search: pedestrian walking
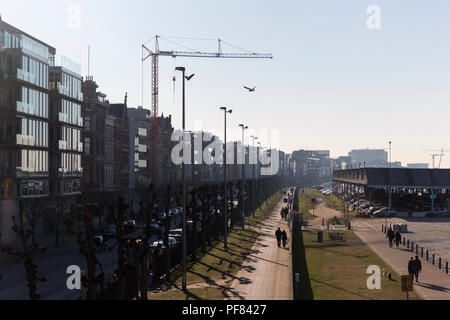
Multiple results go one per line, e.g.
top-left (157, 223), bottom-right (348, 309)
top-left (413, 256), bottom-right (422, 282)
top-left (408, 257), bottom-right (415, 280)
top-left (281, 230), bottom-right (288, 248)
top-left (394, 230), bottom-right (402, 248)
top-left (275, 228), bottom-right (282, 247)
top-left (386, 228), bottom-right (395, 248)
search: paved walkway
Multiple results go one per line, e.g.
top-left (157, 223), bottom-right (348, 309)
top-left (226, 200), bottom-right (293, 300)
top-left (306, 199), bottom-right (450, 300)
top-left (355, 221), bottom-right (450, 300)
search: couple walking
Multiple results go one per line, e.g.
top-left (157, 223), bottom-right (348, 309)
top-left (275, 228), bottom-right (288, 248)
top-left (386, 228), bottom-right (402, 248)
top-left (408, 256), bottom-right (423, 283)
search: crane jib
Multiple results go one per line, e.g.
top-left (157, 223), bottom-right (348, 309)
top-left (158, 50), bottom-right (273, 59)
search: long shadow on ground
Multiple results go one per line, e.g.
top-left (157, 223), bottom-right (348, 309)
top-left (292, 229), bottom-right (314, 300)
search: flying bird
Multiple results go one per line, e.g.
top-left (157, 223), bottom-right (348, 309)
top-left (185, 74), bottom-right (195, 81)
top-left (243, 86), bottom-right (256, 92)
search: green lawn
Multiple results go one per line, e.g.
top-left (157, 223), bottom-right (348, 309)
top-left (304, 189), bottom-right (357, 217)
top-left (295, 230), bottom-right (420, 300)
top-left (149, 191), bottom-right (284, 300)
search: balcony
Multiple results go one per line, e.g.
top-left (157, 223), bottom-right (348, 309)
top-left (59, 112), bottom-right (68, 123)
top-left (16, 134), bottom-right (35, 146)
top-left (139, 160), bottom-right (147, 168)
top-left (17, 68), bottom-right (36, 84)
top-left (135, 144), bottom-right (147, 153)
top-left (17, 101), bottom-right (36, 116)
top-left (58, 140), bottom-right (67, 150)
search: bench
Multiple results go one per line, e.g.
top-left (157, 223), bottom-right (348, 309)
top-left (328, 232), bottom-right (347, 245)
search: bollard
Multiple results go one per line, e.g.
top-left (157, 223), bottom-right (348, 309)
top-left (433, 254), bottom-right (435, 265)
top-left (426, 250), bottom-right (429, 262)
top-left (421, 247), bottom-right (424, 258)
top-left (439, 258), bottom-right (442, 270)
top-left (411, 242), bottom-right (414, 252)
top-left (407, 240), bottom-right (410, 249)
top-left (416, 244), bottom-right (419, 254)
top-left (446, 262), bottom-right (448, 274)
top-left (403, 237), bottom-right (406, 246)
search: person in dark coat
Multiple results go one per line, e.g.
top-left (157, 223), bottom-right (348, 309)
top-left (275, 228), bottom-right (282, 247)
top-left (386, 228), bottom-right (395, 248)
top-left (281, 230), bottom-right (288, 248)
top-left (394, 230), bottom-right (402, 248)
top-left (408, 257), bottom-right (415, 279)
top-left (413, 256), bottom-right (422, 282)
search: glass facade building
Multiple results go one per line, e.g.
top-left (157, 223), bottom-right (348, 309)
top-left (0, 19), bottom-right (83, 244)
top-left (0, 19), bottom-right (56, 243)
top-left (49, 55), bottom-right (83, 196)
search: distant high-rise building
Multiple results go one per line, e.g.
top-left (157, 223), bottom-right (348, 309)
top-left (407, 163), bottom-right (429, 169)
top-left (348, 149), bottom-right (390, 167)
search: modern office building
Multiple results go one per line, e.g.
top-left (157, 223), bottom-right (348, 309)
top-left (407, 163), bottom-right (429, 169)
top-left (0, 18), bottom-right (55, 243)
top-left (48, 55), bottom-right (83, 198)
top-left (348, 149), bottom-right (388, 167)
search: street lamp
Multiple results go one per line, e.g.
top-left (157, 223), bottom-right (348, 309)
top-left (387, 141), bottom-right (392, 229)
top-left (257, 142), bottom-right (262, 209)
top-left (175, 66), bottom-right (195, 292)
top-left (220, 107), bottom-right (232, 249)
top-left (251, 136), bottom-right (258, 217)
top-left (239, 124), bottom-right (248, 229)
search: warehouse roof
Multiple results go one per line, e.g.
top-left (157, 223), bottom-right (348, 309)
top-left (332, 168), bottom-right (450, 189)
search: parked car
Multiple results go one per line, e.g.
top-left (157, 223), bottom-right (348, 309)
top-left (153, 237), bottom-right (177, 248)
top-left (103, 226), bottom-right (117, 239)
top-left (169, 229), bottom-right (182, 236)
top-left (158, 212), bottom-right (166, 220)
top-left (360, 202), bottom-right (371, 210)
top-left (123, 219), bottom-right (136, 227)
top-left (373, 207), bottom-right (397, 218)
top-left (150, 219), bottom-right (160, 230)
top-left (428, 208), bottom-right (448, 216)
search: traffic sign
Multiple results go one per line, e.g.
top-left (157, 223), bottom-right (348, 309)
top-left (430, 194), bottom-right (437, 200)
top-left (284, 198), bottom-right (288, 203)
top-left (401, 275), bottom-right (413, 292)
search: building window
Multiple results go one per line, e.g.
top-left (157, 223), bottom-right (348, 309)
top-left (84, 116), bottom-right (91, 130)
top-left (84, 137), bottom-right (91, 155)
top-left (138, 128), bottom-right (147, 137)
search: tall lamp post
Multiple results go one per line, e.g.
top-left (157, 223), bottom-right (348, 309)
top-left (251, 136), bottom-right (258, 217)
top-left (387, 141), bottom-right (392, 229)
top-left (175, 66), bottom-right (195, 292)
top-left (239, 124), bottom-right (248, 229)
top-left (220, 107), bottom-right (232, 249)
top-left (257, 142), bottom-right (262, 209)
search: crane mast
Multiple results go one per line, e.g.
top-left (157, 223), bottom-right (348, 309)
top-left (142, 36), bottom-right (273, 185)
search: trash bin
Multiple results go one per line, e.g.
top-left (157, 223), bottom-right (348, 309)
top-left (318, 231), bottom-right (323, 243)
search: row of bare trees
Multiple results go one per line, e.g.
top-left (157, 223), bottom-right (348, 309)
top-left (0, 176), bottom-right (288, 300)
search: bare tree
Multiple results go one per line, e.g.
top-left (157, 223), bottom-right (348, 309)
top-left (54, 195), bottom-right (75, 247)
top-left (65, 203), bottom-right (105, 300)
top-left (0, 200), bottom-right (47, 300)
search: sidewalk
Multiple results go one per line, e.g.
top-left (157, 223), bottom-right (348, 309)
top-left (226, 200), bottom-right (293, 300)
top-left (355, 223), bottom-right (450, 300)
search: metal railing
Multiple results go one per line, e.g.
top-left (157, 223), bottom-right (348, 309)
top-left (382, 225), bottom-right (449, 275)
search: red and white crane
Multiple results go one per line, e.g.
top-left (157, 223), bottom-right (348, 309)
top-left (142, 36), bottom-right (272, 185)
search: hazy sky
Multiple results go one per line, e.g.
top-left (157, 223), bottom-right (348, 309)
top-left (3, 0), bottom-right (450, 166)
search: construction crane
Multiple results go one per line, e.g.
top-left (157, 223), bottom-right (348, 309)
top-left (141, 36), bottom-right (273, 185)
top-left (423, 148), bottom-right (450, 168)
